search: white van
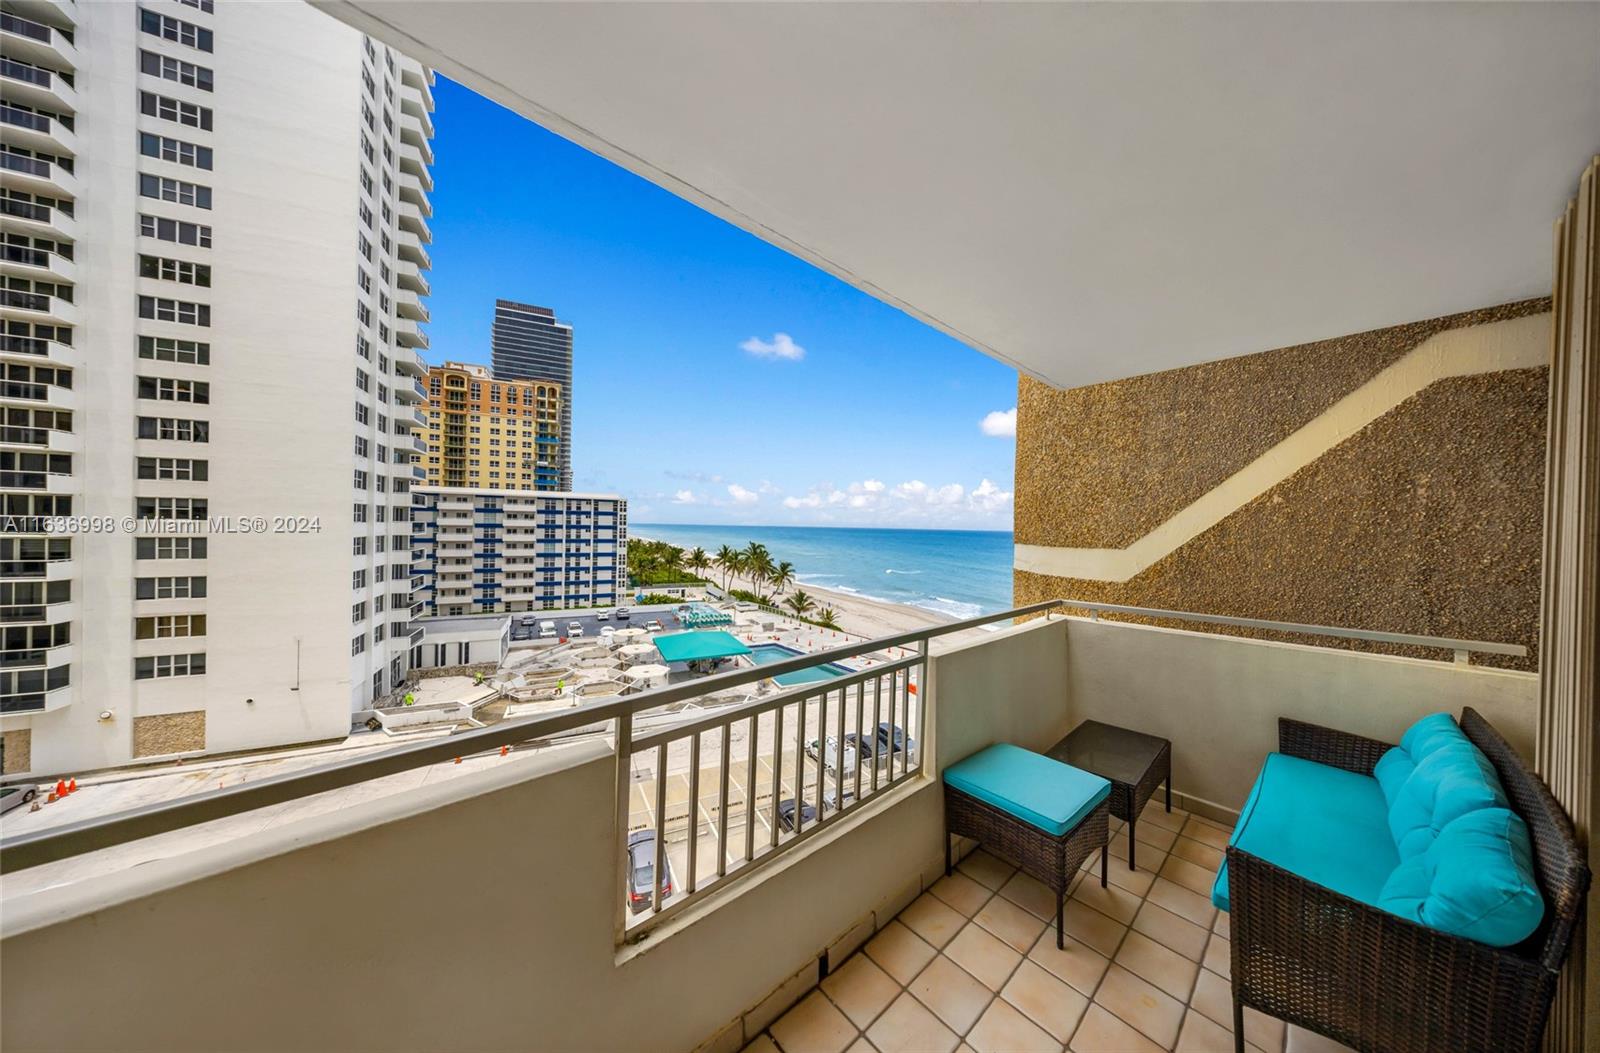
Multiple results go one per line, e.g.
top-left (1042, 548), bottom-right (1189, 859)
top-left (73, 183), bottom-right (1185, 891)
top-left (537, 621), bottom-right (557, 639)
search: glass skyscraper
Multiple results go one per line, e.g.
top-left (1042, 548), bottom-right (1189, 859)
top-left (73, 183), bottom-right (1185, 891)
top-left (490, 299), bottom-right (574, 489)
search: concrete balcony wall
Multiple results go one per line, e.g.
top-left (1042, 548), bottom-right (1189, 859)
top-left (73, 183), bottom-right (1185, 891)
top-left (0, 616), bottom-right (1540, 1051)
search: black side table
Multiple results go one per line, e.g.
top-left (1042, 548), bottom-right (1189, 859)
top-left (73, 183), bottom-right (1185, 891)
top-left (1046, 719), bottom-right (1172, 870)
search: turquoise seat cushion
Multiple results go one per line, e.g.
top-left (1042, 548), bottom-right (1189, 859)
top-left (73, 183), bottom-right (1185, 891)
top-left (1375, 712), bottom-right (1468, 806)
top-left (1384, 736), bottom-right (1507, 860)
top-left (944, 743), bottom-right (1111, 837)
top-left (1211, 752), bottom-right (1398, 913)
top-left (1378, 806), bottom-right (1543, 947)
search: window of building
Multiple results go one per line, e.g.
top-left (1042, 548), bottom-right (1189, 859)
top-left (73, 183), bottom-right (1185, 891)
top-left (138, 9), bottom-right (213, 52)
top-left (139, 50), bottom-right (214, 92)
top-left (137, 295), bottom-right (210, 326)
top-left (138, 174), bottom-right (212, 210)
top-left (133, 652), bottom-right (206, 679)
top-left (139, 90), bottom-right (212, 130)
top-left (137, 375), bottom-right (209, 403)
top-left (135, 496), bottom-right (207, 521)
top-left (138, 132), bottom-right (212, 170)
top-left (136, 457), bottom-right (207, 481)
top-left (135, 614), bottom-right (206, 639)
top-left (138, 335), bottom-right (209, 364)
top-left (139, 213), bottom-right (211, 247)
top-left (136, 537), bottom-right (207, 559)
top-left (138, 254), bottom-right (211, 287)
top-left (134, 575), bottom-right (206, 599)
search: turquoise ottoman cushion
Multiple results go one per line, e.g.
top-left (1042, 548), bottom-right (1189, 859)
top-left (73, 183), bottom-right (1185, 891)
top-left (1211, 752), bottom-right (1398, 913)
top-left (944, 743), bottom-right (1111, 837)
top-left (1378, 806), bottom-right (1543, 947)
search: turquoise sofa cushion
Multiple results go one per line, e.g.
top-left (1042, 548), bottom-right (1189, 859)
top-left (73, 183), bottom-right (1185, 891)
top-left (1385, 741), bottom-right (1507, 860)
top-left (1375, 712), bottom-right (1470, 809)
top-left (1378, 806), bottom-right (1544, 947)
top-left (1211, 752), bottom-right (1398, 913)
top-left (944, 743), bottom-right (1110, 837)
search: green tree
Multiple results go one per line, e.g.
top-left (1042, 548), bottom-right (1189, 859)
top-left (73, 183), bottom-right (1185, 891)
top-left (816, 607), bottom-right (841, 630)
top-left (769, 560), bottom-right (796, 597)
top-left (785, 589), bottom-right (817, 619)
top-left (714, 545), bottom-right (738, 591)
top-left (686, 546), bottom-right (710, 580)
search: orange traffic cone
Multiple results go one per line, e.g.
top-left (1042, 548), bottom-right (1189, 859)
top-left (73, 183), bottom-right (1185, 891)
top-left (55, 779), bottom-right (66, 797)
top-left (68, 778), bottom-right (77, 793)
top-left (500, 745), bottom-right (509, 757)
top-left (907, 684), bottom-right (918, 695)
top-left (454, 756), bottom-right (462, 764)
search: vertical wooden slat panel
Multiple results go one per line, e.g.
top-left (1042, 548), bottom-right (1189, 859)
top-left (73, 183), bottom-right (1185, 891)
top-left (1537, 154), bottom-right (1599, 1053)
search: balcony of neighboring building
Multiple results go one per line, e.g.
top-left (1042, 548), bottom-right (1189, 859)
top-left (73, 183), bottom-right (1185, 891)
top-left (0, 287), bottom-right (77, 329)
top-left (394, 284), bottom-right (429, 324)
top-left (397, 198), bottom-right (432, 244)
top-left (0, 11), bottom-right (76, 74)
top-left (0, 192), bottom-right (76, 241)
top-left (398, 140), bottom-right (433, 192)
top-left (391, 346), bottom-right (428, 378)
top-left (395, 253), bottom-right (431, 295)
top-left (397, 227), bottom-right (431, 269)
top-left (399, 91), bottom-right (435, 139)
top-left (0, 240), bottom-right (74, 285)
top-left (0, 56), bottom-right (76, 115)
top-left (0, 148), bottom-right (78, 201)
top-left (0, 101), bottom-right (77, 158)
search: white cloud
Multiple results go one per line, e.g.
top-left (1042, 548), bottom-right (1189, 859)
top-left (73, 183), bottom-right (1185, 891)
top-left (980, 407), bottom-right (1017, 437)
top-left (893, 480), bottom-right (928, 500)
top-left (780, 475), bottom-right (1011, 525)
top-left (969, 478), bottom-right (1013, 512)
top-left (671, 489), bottom-right (701, 505)
top-left (739, 332), bottom-right (806, 361)
top-left (727, 483), bottom-right (760, 505)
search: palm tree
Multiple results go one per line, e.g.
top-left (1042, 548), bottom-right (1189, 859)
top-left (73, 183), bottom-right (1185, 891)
top-left (769, 560), bottom-right (796, 597)
top-left (661, 545), bottom-right (685, 580)
top-left (714, 545), bottom-right (738, 591)
top-left (816, 607), bottom-right (841, 630)
top-left (744, 543), bottom-right (774, 594)
top-left (785, 589), bottom-right (817, 619)
top-left (686, 546), bottom-right (710, 581)
top-left (730, 552), bottom-right (750, 593)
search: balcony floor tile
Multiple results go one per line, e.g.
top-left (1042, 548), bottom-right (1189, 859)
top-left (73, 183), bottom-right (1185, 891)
top-left (753, 814), bottom-right (1300, 1053)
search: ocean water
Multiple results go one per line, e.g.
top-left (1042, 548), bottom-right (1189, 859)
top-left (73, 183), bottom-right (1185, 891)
top-left (634, 524), bottom-right (1014, 619)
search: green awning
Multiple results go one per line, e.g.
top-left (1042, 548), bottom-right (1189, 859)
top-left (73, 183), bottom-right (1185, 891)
top-left (652, 630), bottom-right (752, 663)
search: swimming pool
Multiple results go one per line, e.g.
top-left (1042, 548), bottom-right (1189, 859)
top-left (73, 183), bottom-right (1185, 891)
top-left (749, 643), bottom-right (852, 687)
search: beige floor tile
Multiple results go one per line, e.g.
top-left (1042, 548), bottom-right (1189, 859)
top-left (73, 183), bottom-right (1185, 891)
top-left (1212, 911), bottom-right (1230, 939)
top-left (771, 990), bottom-right (859, 1053)
top-left (742, 1035), bottom-right (781, 1053)
top-left (1106, 859), bottom-right (1157, 897)
top-left (997, 870), bottom-right (1058, 921)
top-left (844, 1039), bottom-right (877, 1053)
top-left (1169, 835), bottom-right (1224, 872)
top-left (945, 921), bottom-right (1023, 992)
top-left (1202, 932), bottom-right (1230, 980)
top-left (930, 871), bottom-right (994, 917)
top-left (867, 992), bottom-right (959, 1053)
top-left (1139, 803), bottom-right (1188, 832)
top-left (1071, 877), bottom-right (1142, 925)
top-left (1133, 820), bottom-right (1179, 852)
top-left (908, 955), bottom-right (995, 1034)
top-left (1161, 854), bottom-right (1220, 898)
top-left (1285, 1023), bottom-right (1360, 1053)
top-left (966, 997), bottom-right (1062, 1053)
top-left (957, 849), bottom-right (1017, 891)
top-left (1131, 900), bottom-right (1211, 962)
top-left (822, 953), bottom-right (902, 1030)
top-left (1176, 1008), bottom-right (1269, 1053)
top-left (1060, 899), bottom-right (1128, 958)
top-left (1068, 1005), bottom-right (1165, 1053)
top-left (975, 891), bottom-right (1048, 953)
top-left (1190, 968), bottom-right (1286, 1051)
top-left (1107, 835), bottom-right (1163, 869)
top-left (1001, 960), bottom-right (1089, 1043)
top-left (1093, 964), bottom-right (1186, 1049)
top-left (1147, 877), bottom-right (1217, 928)
top-left (1115, 929), bottom-right (1201, 1001)
top-left (901, 892), bottom-right (968, 950)
top-left (1027, 929), bottom-right (1111, 997)
top-left (866, 921), bottom-right (937, 985)
top-left (1181, 817), bottom-right (1230, 850)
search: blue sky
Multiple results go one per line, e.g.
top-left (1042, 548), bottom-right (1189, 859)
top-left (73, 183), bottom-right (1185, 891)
top-left (427, 78), bottom-right (1017, 530)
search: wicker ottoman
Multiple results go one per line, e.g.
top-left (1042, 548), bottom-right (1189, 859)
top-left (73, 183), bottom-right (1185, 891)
top-left (944, 743), bottom-right (1112, 949)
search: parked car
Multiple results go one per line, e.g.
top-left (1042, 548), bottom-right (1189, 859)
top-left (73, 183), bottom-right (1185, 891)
top-left (596, 609), bottom-right (611, 621)
top-left (625, 830), bottom-right (673, 914)
top-left (776, 798), bottom-right (817, 832)
top-left (538, 620), bottom-right (557, 639)
top-left (844, 732), bottom-right (877, 765)
top-left (567, 621), bottom-right (584, 637)
top-left (614, 607), bottom-right (631, 620)
top-left (644, 619), bottom-right (664, 632)
top-left (874, 723), bottom-right (917, 764)
top-left (805, 736), bottom-right (859, 773)
top-left (0, 784), bottom-right (38, 815)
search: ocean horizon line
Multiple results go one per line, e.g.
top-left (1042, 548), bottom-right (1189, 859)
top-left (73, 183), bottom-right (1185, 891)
top-left (634, 522), bottom-right (1013, 537)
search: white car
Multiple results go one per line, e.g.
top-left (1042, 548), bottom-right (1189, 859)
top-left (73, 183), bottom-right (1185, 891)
top-left (597, 609), bottom-right (611, 621)
top-left (568, 621), bottom-right (585, 637)
top-left (614, 607), bottom-right (631, 620)
top-left (537, 621), bottom-right (557, 639)
top-left (644, 619), bottom-right (663, 632)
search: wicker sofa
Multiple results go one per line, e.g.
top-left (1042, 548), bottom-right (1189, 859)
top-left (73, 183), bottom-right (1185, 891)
top-left (1218, 707), bottom-right (1589, 1053)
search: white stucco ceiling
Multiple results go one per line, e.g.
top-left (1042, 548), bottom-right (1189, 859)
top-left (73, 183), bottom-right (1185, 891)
top-left (323, 1), bottom-right (1600, 389)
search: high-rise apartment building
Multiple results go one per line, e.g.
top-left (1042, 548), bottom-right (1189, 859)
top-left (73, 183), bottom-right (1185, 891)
top-left (489, 299), bottom-right (572, 489)
top-left (422, 361), bottom-right (562, 491)
top-left (412, 489), bottom-right (626, 616)
top-left (0, 1), bottom-right (435, 777)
